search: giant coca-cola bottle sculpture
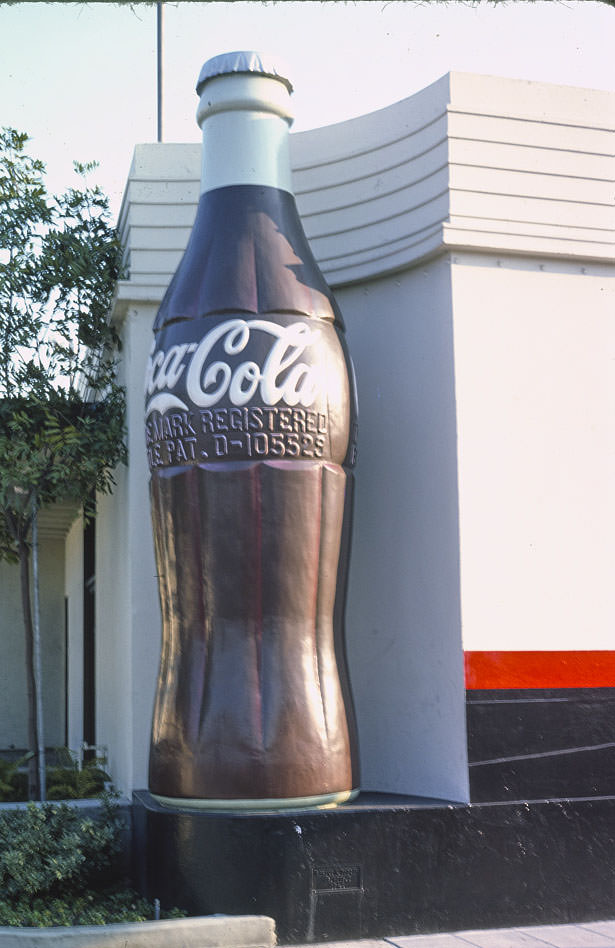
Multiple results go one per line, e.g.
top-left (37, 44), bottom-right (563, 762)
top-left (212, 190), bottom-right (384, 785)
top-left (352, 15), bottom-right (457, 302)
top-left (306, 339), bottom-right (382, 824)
top-left (145, 51), bottom-right (359, 809)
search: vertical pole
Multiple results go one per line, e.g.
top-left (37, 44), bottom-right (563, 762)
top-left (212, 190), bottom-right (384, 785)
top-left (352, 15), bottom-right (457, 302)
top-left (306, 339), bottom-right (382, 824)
top-left (31, 494), bottom-right (46, 801)
top-left (157, 2), bottom-right (164, 143)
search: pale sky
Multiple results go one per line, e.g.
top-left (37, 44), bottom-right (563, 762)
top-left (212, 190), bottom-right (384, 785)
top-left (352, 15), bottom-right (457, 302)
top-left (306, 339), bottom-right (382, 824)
top-left (1, 1), bottom-right (613, 219)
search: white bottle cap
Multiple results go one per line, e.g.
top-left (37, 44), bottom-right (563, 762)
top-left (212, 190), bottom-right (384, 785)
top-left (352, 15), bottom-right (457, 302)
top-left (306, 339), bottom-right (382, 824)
top-left (196, 51), bottom-right (293, 95)
top-left (196, 51), bottom-right (294, 128)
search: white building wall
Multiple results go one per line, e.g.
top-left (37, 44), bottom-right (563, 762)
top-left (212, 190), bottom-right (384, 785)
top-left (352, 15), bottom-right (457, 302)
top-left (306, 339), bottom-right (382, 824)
top-left (96, 470), bottom-right (132, 791)
top-left (0, 561), bottom-right (28, 748)
top-left (123, 305), bottom-right (162, 791)
top-left (0, 537), bottom-right (67, 750)
top-left (338, 258), bottom-right (468, 801)
top-left (96, 303), bottom-right (161, 795)
top-left (40, 538), bottom-right (67, 748)
top-left (452, 254), bottom-right (615, 653)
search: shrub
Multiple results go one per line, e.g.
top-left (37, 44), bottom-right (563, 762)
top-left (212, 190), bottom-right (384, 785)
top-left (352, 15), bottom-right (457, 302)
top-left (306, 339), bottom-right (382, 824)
top-left (0, 758), bottom-right (27, 802)
top-left (46, 752), bottom-right (110, 801)
top-left (0, 794), bottom-right (186, 926)
top-left (0, 890), bottom-right (161, 928)
top-left (0, 750), bottom-right (110, 803)
top-left (0, 796), bottom-right (122, 900)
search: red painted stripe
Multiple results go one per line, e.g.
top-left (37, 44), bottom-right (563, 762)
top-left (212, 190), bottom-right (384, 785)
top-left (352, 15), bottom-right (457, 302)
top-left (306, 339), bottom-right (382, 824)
top-left (464, 651), bottom-right (615, 690)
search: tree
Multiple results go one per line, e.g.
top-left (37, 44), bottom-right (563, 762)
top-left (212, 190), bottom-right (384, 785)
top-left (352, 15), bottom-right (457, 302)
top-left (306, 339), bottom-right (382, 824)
top-left (0, 128), bottom-right (127, 801)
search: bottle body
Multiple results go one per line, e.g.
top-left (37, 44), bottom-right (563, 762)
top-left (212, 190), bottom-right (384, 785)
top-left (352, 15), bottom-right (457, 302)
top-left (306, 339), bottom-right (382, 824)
top-left (148, 457), bottom-right (355, 805)
top-left (145, 60), bottom-right (358, 809)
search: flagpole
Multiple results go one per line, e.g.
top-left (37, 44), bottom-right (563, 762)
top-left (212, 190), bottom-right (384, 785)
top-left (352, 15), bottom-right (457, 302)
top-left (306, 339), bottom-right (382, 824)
top-left (157, 2), bottom-right (164, 142)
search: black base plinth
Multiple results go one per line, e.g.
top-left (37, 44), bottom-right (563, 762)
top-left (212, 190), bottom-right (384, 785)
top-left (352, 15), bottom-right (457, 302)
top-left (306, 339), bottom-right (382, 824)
top-left (132, 789), bottom-right (615, 943)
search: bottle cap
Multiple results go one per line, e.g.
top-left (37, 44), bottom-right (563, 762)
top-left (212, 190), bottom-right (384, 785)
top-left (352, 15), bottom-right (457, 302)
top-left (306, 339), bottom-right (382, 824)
top-left (196, 51), bottom-right (293, 96)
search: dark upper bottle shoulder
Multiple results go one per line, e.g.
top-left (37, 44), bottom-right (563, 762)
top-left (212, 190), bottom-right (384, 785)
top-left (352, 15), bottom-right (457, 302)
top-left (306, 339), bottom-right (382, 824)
top-left (154, 185), bottom-right (345, 332)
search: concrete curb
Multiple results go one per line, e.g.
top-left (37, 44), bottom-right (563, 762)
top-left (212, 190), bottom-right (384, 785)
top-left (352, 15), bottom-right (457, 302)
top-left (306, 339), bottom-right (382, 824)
top-left (0, 915), bottom-right (276, 948)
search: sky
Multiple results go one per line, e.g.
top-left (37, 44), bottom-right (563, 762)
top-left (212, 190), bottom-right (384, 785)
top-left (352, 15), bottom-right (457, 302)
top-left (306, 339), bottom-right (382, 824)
top-left (1, 1), bottom-right (613, 220)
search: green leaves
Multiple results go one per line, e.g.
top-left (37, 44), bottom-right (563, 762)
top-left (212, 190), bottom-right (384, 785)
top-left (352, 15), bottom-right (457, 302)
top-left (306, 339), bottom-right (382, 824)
top-left (0, 126), bottom-right (124, 401)
top-left (0, 797), bottom-right (186, 926)
top-left (0, 800), bottom-right (118, 899)
top-left (0, 128), bottom-right (127, 557)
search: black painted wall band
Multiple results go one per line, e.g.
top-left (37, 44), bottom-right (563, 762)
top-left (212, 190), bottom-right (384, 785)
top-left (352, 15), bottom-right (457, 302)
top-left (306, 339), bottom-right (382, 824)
top-left (467, 687), bottom-right (615, 803)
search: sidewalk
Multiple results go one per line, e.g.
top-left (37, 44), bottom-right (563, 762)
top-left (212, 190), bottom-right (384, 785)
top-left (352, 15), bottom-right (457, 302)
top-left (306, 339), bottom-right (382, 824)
top-left (287, 920), bottom-right (615, 948)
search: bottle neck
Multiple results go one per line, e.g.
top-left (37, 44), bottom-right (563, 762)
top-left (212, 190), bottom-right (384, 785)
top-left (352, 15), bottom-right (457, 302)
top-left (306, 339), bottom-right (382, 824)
top-left (197, 72), bottom-right (294, 195)
top-left (199, 111), bottom-right (293, 194)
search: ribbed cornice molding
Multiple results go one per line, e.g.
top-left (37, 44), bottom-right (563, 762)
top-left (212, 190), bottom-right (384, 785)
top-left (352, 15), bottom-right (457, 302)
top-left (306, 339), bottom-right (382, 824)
top-left (115, 71), bottom-right (614, 307)
top-left (37, 501), bottom-right (80, 540)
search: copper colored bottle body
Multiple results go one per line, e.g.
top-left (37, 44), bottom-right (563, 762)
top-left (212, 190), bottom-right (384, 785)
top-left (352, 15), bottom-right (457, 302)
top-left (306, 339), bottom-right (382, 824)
top-left (145, 63), bottom-right (358, 809)
top-left (149, 457), bottom-right (355, 803)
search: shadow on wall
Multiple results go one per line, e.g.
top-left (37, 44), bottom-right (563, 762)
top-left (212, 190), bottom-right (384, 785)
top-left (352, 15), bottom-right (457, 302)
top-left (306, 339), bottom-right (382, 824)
top-left (339, 257), bottom-right (468, 804)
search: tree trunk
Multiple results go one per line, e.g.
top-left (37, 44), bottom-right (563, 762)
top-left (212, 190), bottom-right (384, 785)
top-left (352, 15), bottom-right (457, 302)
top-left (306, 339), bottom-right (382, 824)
top-left (19, 538), bottom-right (40, 801)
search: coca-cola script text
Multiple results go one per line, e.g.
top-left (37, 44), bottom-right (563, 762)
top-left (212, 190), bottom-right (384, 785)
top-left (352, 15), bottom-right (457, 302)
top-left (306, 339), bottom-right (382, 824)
top-left (145, 318), bottom-right (324, 418)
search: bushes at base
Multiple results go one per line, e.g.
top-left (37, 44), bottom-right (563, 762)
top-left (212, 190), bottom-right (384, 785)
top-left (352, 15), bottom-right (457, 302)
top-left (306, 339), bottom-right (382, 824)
top-left (0, 889), bottom-right (178, 927)
top-left (0, 796), bottom-right (121, 900)
top-left (0, 795), bottom-right (185, 927)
